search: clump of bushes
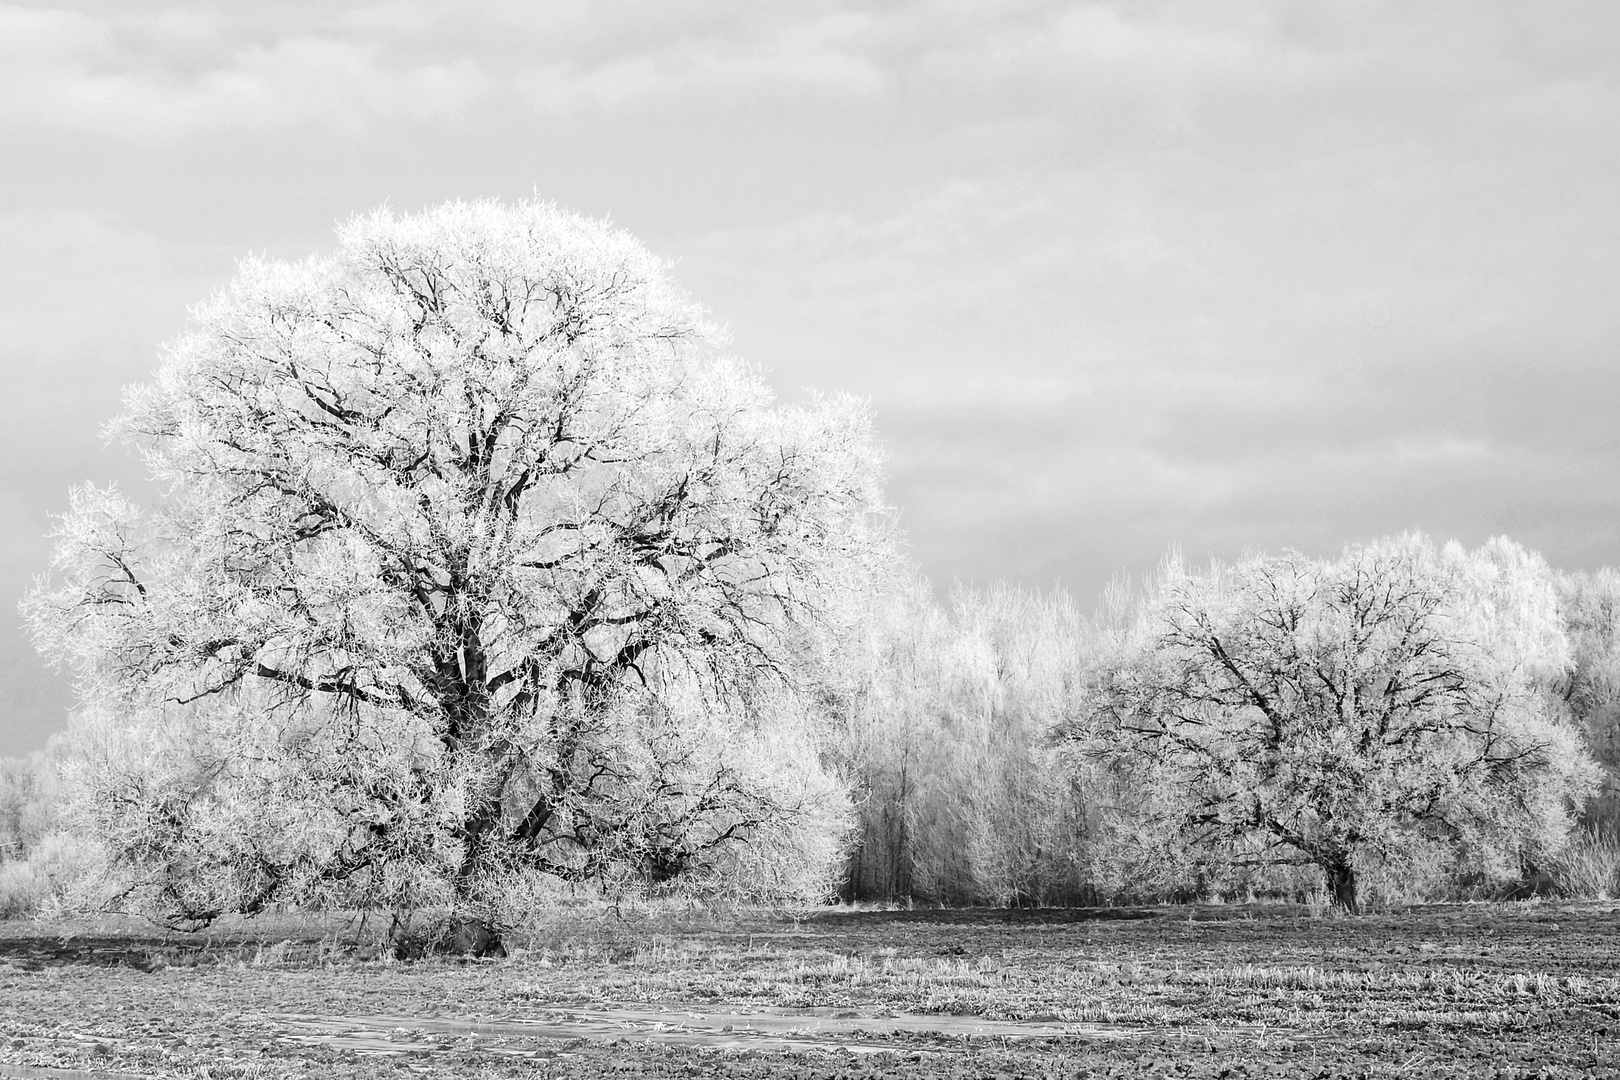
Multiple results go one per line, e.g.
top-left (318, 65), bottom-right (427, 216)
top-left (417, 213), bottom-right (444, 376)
top-left (0, 833), bottom-right (95, 919)
top-left (0, 752), bottom-right (54, 859)
top-left (839, 542), bottom-right (1617, 913)
top-left (1544, 828), bottom-right (1620, 900)
top-left (0, 749), bottom-right (94, 919)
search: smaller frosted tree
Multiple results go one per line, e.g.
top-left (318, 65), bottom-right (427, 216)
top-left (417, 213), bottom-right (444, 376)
top-left (1072, 534), bottom-right (1597, 912)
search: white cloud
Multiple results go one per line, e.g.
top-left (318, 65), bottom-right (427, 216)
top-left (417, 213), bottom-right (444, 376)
top-left (0, 208), bottom-right (228, 354)
top-left (0, 211), bottom-right (220, 739)
top-left (1047, 4), bottom-right (1271, 78)
top-left (3, 5), bottom-right (1617, 587)
top-left (515, 11), bottom-right (888, 112)
top-left (678, 175), bottom-right (1253, 412)
top-left (0, 5), bottom-right (492, 139)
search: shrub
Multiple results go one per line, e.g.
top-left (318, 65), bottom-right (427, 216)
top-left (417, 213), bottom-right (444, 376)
top-left (1544, 827), bottom-right (1620, 899)
top-left (0, 833), bottom-right (96, 919)
top-left (0, 752), bottom-right (57, 861)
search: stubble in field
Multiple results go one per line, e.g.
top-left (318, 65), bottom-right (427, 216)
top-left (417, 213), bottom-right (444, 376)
top-left (0, 902), bottom-right (1614, 1078)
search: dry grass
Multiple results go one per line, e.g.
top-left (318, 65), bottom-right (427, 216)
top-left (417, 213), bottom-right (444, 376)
top-left (0, 902), bottom-right (1616, 1077)
top-left (1548, 827), bottom-right (1620, 898)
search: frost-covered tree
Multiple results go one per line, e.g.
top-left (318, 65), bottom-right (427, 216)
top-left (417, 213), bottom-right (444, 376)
top-left (0, 752), bottom-right (56, 863)
top-left (834, 578), bottom-right (1094, 906)
top-left (1072, 534), bottom-right (1598, 912)
top-left (1555, 568), bottom-right (1620, 830)
top-left (24, 199), bottom-right (887, 939)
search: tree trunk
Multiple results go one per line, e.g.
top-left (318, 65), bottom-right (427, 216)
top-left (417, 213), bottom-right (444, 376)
top-left (1324, 854), bottom-right (1360, 914)
top-left (439, 793), bottom-right (509, 957)
top-left (444, 914), bottom-right (506, 958)
top-left (389, 913), bottom-right (506, 959)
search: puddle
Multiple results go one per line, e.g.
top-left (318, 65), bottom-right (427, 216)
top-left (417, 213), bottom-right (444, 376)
top-left (273, 1006), bottom-right (1283, 1057)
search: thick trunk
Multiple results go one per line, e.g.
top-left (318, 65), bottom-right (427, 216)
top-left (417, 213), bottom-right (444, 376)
top-left (1324, 854), bottom-right (1360, 914)
top-left (420, 596), bottom-right (510, 956)
top-left (444, 914), bottom-right (506, 958)
top-left (390, 912), bottom-right (506, 959)
top-left (446, 789), bottom-right (507, 956)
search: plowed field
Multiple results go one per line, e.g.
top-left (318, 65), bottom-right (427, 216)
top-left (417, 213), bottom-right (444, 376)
top-left (0, 902), bottom-right (1615, 1078)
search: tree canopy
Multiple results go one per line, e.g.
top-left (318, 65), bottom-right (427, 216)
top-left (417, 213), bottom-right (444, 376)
top-left (1555, 568), bottom-right (1620, 831)
top-left (25, 199), bottom-right (889, 934)
top-left (1072, 534), bottom-right (1598, 912)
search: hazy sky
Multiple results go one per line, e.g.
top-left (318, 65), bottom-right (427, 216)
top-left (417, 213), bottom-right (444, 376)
top-left (3, 1), bottom-right (1618, 754)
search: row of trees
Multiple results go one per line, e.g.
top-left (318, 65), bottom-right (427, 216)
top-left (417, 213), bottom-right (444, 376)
top-left (833, 542), bottom-right (1618, 914)
top-left (12, 198), bottom-right (1617, 937)
top-left (0, 752), bottom-right (54, 865)
top-left (1556, 568), bottom-right (1620, 826)
top-left (14, 535), bottom-right (1615, 922)
top-left (831, 581), bottom-right (1094, 907)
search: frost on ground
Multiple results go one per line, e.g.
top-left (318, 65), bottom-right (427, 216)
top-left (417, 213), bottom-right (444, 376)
top-left (0, 902), bottom-right (1615, 1078)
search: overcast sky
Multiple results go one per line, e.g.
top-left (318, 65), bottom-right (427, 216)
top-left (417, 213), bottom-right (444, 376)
top-left (2, 1), bottom-right (1617, 754)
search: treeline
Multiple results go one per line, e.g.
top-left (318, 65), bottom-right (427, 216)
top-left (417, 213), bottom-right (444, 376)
top-left (0, 750), bottom-right (67, 918)
top-left (1560, 567), bottom-right (1620, 826)
top-left (8, 203), bottom-right (1609, 931)
top-left (5, 541), bottom-right (1620, 915)
top-left (13, 202), bottom-right (1608, 932)
top-left (827, 545), bottom-right (1620, 909)
top-left (831, 580), bottom-right (1097, 906)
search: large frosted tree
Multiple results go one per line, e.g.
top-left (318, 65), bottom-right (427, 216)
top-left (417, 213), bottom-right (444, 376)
top-left (26, 199), bottom-right (887, 938)
top-left (1073, 534), bottom-right (1598, 912)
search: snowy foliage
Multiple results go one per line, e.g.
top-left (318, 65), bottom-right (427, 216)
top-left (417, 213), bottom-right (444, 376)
top-left (1072, 534), bottom-right (1599, 911)
top-left (1555, 567), bottom-right (1620, 831)
top-left (834, 577), bottom-right (1094, 906)
top-left (25, 199), bottom-right (887, 926)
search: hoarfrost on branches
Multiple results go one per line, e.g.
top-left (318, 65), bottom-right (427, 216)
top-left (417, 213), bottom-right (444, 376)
top-left (1071, 534), bottom-right (1599, 912)
top-left (25, 199), bottom-right (888, 930)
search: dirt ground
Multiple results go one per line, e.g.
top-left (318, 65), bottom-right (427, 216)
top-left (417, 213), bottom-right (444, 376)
top-left (0, 901), bottom-right (1615, 1078)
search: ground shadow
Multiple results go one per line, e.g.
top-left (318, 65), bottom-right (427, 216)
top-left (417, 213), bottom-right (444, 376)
top-left (805, 906), bottom-right (1168, 927)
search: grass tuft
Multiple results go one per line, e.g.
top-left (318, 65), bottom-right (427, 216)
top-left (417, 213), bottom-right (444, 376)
top-left (1546, 827), bottom-right (1620, 899)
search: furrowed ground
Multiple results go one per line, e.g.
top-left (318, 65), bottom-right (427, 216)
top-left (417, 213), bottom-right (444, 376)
top-left (0, 902), bottom-right (1615, 1079)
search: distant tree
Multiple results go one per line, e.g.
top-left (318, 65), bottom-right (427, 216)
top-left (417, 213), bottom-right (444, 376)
top-left (24, 199), bottom-right (887, 941)
top-left (0, 752), bottom-right (56, 862)
top-left (941, 584), bottom-right (1094, 906)
top-left (834, 577), bottom-right (1094, 906)
top-left (1555, 568), bottom-right (1620, 830)
top-left (1071, 534), bottom-right (1597, 912)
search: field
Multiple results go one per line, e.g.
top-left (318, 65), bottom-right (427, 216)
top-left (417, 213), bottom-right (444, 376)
top-left (0, 901), bottom-right (1616, 1079)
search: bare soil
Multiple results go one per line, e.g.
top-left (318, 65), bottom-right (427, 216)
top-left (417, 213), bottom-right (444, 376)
top-left (0, 901), bottom-right (1615, 1078)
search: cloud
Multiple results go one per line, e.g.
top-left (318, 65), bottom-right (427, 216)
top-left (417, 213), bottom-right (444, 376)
top-left (506, 3), bottom-right (1320, 120)
top-left (0, 5), bottom-right (492, 139)
top-left (0, 208), bottom-right (232, 752)
top-left (514, 11), bottom-right (888, 113)
top-left (3, 0), bottom-right (1618, 748)
top-left (0, 208), bottom-right (227, 356)
top-left (668, 131), bottom-right (1620, 598)
top-left (0, 209), bottom-right (230, 546)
